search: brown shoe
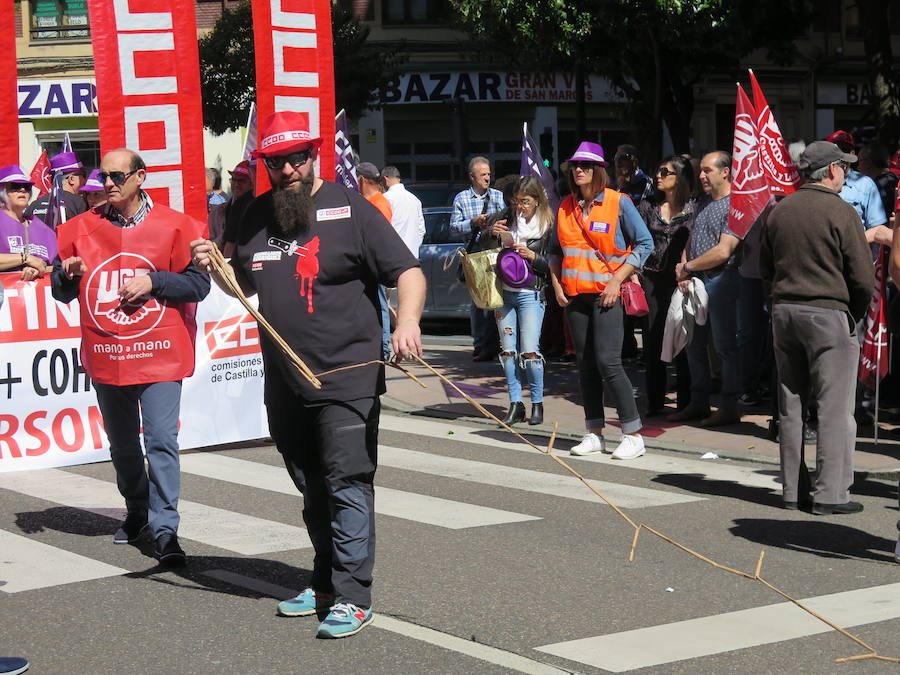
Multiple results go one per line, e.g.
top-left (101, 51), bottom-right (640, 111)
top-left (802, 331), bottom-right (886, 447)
top-left (665, 405), bottom-right (710, 423)
top-left (700, 409), bottom-right (742, 427)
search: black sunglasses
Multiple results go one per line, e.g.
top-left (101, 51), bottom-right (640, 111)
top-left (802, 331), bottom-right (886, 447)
top-left (570, 161), bottom-right (596, 171)
top-left (656, 167), bottom-right (676, 177)
top-left (263, 150), bottom-right (312, 170)
top-left (6, 183), bottom-right (31, 192)
top-left (98, 170), bottom-right (138, 186)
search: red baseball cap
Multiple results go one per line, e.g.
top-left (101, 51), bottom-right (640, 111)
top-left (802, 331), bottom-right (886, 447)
top-left (825, 130), bottom-right (855, 149)
top-left (228, 160), bottom-right (252, 177)
top-left (253, 111), bottom-right (322, 158)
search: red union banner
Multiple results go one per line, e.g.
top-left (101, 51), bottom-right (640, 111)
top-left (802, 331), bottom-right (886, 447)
top-left (0, 3), bottom-right (18, 167)
top-left (859, 246), bottom-right (889, 389)
top-left (749, 70), bottom-right (802, 196)
top-left (251, 0), bottom-right (336, 192)
top-left (87, 0), bottom-right (207, 224)
top-left (728, 83), bottom-right (771, 239)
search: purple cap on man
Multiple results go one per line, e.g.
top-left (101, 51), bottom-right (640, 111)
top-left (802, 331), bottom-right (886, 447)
top-left (564, 142), bottom-right (608, 167)
top-left (80, 169), bottom-right (105, 192)
top-left (0, 164), bottom-right (34, 185)
top-left (49, 151), bottom-right (85, 174)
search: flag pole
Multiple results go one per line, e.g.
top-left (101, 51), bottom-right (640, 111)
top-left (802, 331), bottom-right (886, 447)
top-left (874, 338), bottom-right (881, 446)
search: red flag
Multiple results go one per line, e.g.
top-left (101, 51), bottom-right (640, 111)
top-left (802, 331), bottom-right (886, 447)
top-left (749, 70), bottom-right (802, 195)
top-left (0, 2), bottom-right (18, 167)
top-left (728, 84), bottom-right (771, 239)
top-left (859, 246), bottom-right (890, 388)
top-left (87, 0), bottom-right (208, 223)
top-left (251, 0), bottom-right (336, 193)
top-left (30, 150), bottom-right (52, 197)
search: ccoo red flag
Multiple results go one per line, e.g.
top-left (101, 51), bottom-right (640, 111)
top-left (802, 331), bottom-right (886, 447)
top-left (859, 246), bottom-right (890, 389)
top-left (728, 84), bottom-right (771, 239)
top-left (30, 150), bottom-right (52, 196)
top-left (749, 70), bottom-right (802, 195)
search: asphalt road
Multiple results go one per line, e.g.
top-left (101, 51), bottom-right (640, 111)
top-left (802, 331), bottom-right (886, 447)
top-left (1, 411), bottom-right (899, 674)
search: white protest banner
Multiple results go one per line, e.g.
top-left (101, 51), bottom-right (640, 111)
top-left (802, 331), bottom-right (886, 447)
top-left (0, 273), bottom-right (268, 473)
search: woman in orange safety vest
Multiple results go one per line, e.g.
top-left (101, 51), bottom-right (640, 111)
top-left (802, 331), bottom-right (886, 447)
top-left (549, 142), bottom-right (653, 460)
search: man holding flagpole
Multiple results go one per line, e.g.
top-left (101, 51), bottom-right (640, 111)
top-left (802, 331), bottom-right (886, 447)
top-left (24, 151), bottom-right (88, 227)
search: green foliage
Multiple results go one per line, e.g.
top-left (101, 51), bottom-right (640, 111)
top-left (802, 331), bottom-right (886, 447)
top-left (199, 1), bottom-right (401, 134)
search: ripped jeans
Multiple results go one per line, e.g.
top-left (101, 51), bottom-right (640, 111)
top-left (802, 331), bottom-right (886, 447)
top-left (495, 289), bottom-right (546, 403)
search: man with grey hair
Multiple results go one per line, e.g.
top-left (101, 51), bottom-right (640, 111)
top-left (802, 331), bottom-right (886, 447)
top-left (760, 140), bottom-right (874, 515)
top-left (451, 156), bottom-right (505, 361)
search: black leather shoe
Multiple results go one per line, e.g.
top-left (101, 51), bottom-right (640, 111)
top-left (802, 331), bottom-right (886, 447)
top-left (500, 402), bottom-right (526, 426)
top-left (812, 501), bottom-right (864, 515)
top-left (113, 511), bottom-right (148, 545)
top-left (529, 403), bottom-right (543, 426)
top-left (155, 533), bottom-right (187, 566)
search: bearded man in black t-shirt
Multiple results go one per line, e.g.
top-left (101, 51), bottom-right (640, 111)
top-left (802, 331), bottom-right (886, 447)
top-left (191, 111), bottom-right (425, 640)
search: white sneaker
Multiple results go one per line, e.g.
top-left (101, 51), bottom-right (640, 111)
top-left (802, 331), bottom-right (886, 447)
top-left (611, 435), bottom-right (646, 460)
top-left (570, 433), bottom-right (606, 456)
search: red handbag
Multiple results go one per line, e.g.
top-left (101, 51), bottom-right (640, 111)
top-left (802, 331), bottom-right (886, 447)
top-left (573, 214), bottom-right (649, 317)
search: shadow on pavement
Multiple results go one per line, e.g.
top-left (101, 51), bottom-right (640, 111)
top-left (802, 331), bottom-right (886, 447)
top-left (729, 518), bottom-right (897, 563)
top-left (651, 474), bottom-right (783, 509)
top-left (14, 506), bottom-right (122, 537)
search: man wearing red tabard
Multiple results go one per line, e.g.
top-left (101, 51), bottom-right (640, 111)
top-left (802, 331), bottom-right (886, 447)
top-left (51, 148), bottom-right (210, 566)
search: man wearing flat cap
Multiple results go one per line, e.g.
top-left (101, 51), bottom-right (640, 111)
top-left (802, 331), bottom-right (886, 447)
top-left (191, 111), bottom-right (426, 640)
top-left (24, 150), bottom-right (88, 226)
top-left (761, 140), bottom-right (874, 516)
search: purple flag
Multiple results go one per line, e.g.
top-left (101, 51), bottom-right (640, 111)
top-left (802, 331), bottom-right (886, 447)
top-left (46, 162), bottom-right (66, 231)
top-left (61, 132), bottom-right (72, 154)
top-left (241, 103), bottom-right (257, 161)
top-left (521, 122), bottom-right (560, 211)
top-left (335, 109), bottom-right (358, 192)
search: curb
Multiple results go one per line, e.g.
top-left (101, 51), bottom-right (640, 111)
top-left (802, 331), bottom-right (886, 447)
top-left (380, 395), bottom-right (900, 481)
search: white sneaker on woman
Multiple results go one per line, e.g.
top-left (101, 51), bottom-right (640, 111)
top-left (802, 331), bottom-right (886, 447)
top-left (611, 435), bottom-right (645, 460)
top-left (570, 433), bottom-right (607, 456)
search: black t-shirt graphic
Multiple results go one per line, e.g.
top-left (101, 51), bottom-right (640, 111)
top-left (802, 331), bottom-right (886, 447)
top-left (234, 181), bottom-right (419, 402)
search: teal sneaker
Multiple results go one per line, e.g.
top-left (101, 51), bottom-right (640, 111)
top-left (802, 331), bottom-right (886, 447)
top-left (277, 588), bottom-right (333, 617)
top-left (316, 603), bottom-right (373, 638)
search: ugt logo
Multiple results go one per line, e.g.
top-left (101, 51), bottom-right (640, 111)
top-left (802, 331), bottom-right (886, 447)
top-left (85, 252), bottom-right (165, 338)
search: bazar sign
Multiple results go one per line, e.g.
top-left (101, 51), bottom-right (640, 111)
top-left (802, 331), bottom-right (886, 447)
top-left (377, 71), bottom-right (627, 105)
top-left (18, 79), bottom-right (98, 118)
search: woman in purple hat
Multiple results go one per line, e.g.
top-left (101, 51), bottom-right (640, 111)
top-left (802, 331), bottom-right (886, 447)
top-left (0, 164), bottom-right (58, 281)
top-left (485, 175), bottom-right (554, 426)
top-left (550, 142), bottom-right (653, 460)
top-left (79, 169), bottom-right (108, 209)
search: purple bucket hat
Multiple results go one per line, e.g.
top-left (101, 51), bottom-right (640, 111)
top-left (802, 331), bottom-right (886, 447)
top-left (564, 141), bottom-right (608, 166)
top-left (80, 169), bottom-right (105, 192)
top-left (496, 248), bottom-right (534, 289)
top-left (0, 164), bottom-right (33, 185)
top-left (50, 151), bottom-right (85, 174)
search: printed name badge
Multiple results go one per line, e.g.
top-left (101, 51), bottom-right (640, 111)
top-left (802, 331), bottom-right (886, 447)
top-left (316, 206), bottom-right (352, 221)
top-left (590, 221), bottom-right (611, 233)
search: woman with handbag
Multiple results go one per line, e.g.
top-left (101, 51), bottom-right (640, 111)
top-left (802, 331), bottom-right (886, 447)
top-left (486, 176), bottom-right (554, 426)
top-left (549, 142), bottom-right (653, 459)
top-left (638, 155), bottom-right (695, 417)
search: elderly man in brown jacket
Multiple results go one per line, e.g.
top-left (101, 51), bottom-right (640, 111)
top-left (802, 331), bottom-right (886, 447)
top-left (761, 140), bottom-right (874, 515)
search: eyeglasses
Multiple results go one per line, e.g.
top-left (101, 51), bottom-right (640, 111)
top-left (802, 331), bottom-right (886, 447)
top-left (263, 150), bottom-right (312, 170)
top-left (98, 170), bottom-right (138, 186)
top-left (6, 183), bottom-right (31, 192)
top-left (513, 198), bottom-right (536, 207)
top-left (834, 161), bottom-right (850, 173)
top-left (656, 167), bottom-right (676, 177)
top-left (570, 161), bottom-right (596, 171)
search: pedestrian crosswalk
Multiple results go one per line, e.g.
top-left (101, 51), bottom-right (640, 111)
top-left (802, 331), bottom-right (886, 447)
top-left (1, 414), bottom-right (896, 672)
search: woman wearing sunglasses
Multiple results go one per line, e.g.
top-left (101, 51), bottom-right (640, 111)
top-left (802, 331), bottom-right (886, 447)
top-left (550, 142), bottom-right (653, 459)
top-left (638, 156), bottom-right (696, 417)
top-left (485, 175), bottom-right (554, 426)
top-left (0, 165), bottom-right (57, 282)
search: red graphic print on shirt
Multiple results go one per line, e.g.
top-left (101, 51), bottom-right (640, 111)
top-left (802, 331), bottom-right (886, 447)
top-left (294, 236), bottom-right (320, 313)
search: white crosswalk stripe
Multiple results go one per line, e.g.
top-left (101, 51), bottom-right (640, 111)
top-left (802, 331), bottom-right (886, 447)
top-left (535, 582), bottom-right (900, 671)
top-left (0, 469), bottom-right (311, 555)
top-left (179, 453), bottom-right (539, 529)
top-left (0, 529), bottom-right (127, 593)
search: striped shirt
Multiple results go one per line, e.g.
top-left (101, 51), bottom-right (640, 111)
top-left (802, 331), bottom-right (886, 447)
top-left (103, 191), bottom-right (153, 229)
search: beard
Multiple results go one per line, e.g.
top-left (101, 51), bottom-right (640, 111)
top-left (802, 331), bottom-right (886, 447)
top-left (272, 174), bottom-right (315, 237)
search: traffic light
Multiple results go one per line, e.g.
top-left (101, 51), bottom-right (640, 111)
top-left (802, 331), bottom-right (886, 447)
top-left (539, 128), bottom-right (554, 167)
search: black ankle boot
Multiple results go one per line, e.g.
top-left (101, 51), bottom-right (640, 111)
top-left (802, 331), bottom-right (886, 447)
top-left (529, 403), bottom-right (544, 425)
top-left (500, 402), bottom-right (526, 426)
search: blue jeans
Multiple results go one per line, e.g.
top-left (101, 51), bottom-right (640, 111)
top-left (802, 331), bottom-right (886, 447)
top-left (94, 380), bottom-right (183, 539)
top-left (379, 285), bottom-right (391, 360)
top-left (495, 290), bottom-right (546, 403)
top-left (687, 268), bottom-right (741, 411)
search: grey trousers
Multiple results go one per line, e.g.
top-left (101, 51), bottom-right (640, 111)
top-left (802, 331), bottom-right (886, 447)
top-left (94, 380), bottom-right (183, 538)
top-left (772, 304), bottom-right (858, 504)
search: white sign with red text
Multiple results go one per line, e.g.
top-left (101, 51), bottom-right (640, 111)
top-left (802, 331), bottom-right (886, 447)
top-left (0, 274), bottom-right (268, 473)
